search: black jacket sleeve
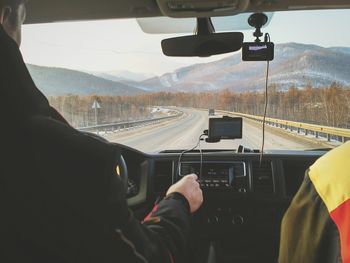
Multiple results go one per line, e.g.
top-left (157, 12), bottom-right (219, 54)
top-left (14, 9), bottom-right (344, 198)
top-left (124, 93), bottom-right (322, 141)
top-left (5, 115), bottom-right (191, 263)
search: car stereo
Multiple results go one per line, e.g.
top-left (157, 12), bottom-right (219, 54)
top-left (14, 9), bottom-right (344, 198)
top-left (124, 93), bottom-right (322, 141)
top-left (179, 162), bottom-right (248, 192)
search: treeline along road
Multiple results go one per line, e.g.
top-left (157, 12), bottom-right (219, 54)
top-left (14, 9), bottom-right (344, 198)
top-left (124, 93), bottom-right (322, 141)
top-left (49, 83), bottom-right (350, 130)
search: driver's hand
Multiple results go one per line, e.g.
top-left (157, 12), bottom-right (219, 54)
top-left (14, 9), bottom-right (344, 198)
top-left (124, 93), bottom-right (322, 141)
top-left (166, 174), bottom-right (203, 213)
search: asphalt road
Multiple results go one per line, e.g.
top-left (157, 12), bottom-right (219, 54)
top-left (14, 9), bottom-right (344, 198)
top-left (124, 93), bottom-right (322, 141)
top-left (106, 108), bottom-right (316, 153)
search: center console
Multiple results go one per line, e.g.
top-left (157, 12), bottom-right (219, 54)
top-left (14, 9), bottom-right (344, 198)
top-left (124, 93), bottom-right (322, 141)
top-left (177, 159), bottom-right (280, 263)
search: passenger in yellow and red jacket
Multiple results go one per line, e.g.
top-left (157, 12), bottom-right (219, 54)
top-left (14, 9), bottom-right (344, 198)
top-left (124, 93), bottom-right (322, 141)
top-left (279, 141), bottom-right (350, 263)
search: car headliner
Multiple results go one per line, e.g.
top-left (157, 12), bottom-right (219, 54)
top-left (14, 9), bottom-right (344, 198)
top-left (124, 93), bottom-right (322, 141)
top-left (25, 0), bottom-right (350, 24)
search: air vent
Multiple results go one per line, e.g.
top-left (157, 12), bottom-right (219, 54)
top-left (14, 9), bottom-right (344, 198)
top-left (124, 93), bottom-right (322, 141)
top-left (234, 162), bottom-right (245, 177)
top-left (252, 161), bottom-right (274, 194)
top-left (154, 161), bottom-right (173, 194)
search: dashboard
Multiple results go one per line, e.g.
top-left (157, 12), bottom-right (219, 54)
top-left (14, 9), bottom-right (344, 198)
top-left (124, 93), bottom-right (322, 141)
top-left (119, 145), bottom-right (325, 263)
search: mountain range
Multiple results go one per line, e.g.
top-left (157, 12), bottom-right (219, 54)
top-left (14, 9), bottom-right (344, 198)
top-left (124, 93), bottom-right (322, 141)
top-left (27, 43), bottom-right (350, 96)
top-left (141, 43), bottom-right (350, 92)
top-left (26, 64), bottom-right (145, 96)
top-left (92, 70), bottom-right (156, 82)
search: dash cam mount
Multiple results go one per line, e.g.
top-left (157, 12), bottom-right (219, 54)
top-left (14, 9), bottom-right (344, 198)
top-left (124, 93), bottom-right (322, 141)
top-left (248, 13), bottom-right (268, 43)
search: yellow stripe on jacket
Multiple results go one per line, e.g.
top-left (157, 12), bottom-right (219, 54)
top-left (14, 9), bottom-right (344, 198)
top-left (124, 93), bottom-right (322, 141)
top-left (309, 141), bottom-right (350, 213)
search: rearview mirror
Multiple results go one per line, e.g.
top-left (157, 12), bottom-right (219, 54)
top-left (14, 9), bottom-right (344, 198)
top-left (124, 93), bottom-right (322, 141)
top-left (161, 32), bottom-right (244, 57)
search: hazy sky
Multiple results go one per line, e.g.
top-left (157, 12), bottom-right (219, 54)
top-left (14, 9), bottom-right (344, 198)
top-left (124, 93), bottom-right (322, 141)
top-left (20, 9), bottom-right (350, 76)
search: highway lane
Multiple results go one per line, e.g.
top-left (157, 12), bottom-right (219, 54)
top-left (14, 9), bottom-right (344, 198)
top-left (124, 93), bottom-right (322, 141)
top-left (106, 109), bottom-right (206, 152)
top-left (106, 108), bottom-right (317, 153)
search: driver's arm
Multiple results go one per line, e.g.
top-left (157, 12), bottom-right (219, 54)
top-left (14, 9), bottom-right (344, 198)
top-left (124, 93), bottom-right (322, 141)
top-left (117, 174), bottom-right (203, 263)
top-left (24, 115), bottom-right (203, 263)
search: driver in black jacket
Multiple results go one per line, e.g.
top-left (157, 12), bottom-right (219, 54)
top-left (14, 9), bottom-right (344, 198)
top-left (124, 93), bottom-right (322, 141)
top-left (0, 1), bottom-right (203, 262)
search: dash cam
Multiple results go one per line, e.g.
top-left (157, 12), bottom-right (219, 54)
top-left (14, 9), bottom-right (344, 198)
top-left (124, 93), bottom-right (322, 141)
top-left (242, 42), bottom-right (274, 61)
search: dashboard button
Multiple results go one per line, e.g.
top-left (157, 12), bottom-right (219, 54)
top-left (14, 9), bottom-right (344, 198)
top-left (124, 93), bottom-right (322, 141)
top-left (207, 216), bottom-right (219, 225)
top-left (238, 188), bottom-right (247, 193)
top-left (232, 215), bottom-right (244, 225)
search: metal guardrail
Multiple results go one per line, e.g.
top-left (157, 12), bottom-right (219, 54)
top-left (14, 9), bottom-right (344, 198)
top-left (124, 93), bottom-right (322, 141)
top-left (218, 110), bottom-right (350, 143)
top-left (78, 111), bottom-right (183, 132)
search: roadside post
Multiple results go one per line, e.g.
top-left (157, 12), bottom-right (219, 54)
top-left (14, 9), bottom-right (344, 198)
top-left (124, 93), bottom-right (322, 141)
top-left (92, 100), bottom-right (101, 133)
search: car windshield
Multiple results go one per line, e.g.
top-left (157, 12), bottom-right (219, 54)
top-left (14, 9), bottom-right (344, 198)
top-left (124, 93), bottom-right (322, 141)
top-left (21, 10), bottom-right (350, 153)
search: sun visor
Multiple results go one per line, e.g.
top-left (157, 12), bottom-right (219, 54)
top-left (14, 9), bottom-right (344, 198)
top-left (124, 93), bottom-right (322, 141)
top-left (137, 12), bottom-right (273, 34)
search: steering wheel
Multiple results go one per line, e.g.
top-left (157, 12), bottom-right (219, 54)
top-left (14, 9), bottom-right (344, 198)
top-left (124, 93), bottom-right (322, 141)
top-left (117, 154), bottom-right (129, 193)
top-left (81, 131), bottom-right (129, 193)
